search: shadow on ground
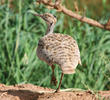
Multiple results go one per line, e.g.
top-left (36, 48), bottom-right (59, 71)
top-left (0, 84), bottom-right (110, 100)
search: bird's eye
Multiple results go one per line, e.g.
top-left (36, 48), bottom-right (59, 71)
top-left (50, 22), bottom-right (53, 25)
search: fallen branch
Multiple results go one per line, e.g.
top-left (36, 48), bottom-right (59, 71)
top-left (37, 0), bottom-right (110, 31)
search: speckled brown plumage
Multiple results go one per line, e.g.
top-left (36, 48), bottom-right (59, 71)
top-left (37, 33), bottom-right (81, 74)
top-left (29, 11), bottom-right (81, 92)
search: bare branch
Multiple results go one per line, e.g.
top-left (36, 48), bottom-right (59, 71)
top-left (37, 0), bottom-right (110, 31)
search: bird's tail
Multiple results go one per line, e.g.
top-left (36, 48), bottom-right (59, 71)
top-left (60, 63), bottom-right (76, 74)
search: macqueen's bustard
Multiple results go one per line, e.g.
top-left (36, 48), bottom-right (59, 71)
top-left (29, 11), bottom-right (81, 92)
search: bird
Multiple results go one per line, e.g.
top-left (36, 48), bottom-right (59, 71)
top-left (29, 10), bottom-right (81, 92)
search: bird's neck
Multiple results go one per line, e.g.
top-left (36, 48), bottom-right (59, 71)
top-left (46, 23), bottom-right (55, 35)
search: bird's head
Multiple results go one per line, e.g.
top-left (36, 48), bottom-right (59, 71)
top-left (41, 13), bottom-right (57, 25)
top-left (28, 10), bottom-right (57, 25)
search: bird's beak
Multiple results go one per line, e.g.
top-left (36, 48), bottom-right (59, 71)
top-left (27, 10), bottom-right (43, 18)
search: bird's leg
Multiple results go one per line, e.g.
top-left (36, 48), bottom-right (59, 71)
top-left (51, 65), bottom-right (57, 86)
top-left (55, 72), bottom-right (64, 92)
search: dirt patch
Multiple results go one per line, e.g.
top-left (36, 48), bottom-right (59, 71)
top-left (0, 84), bottom-right (110, 100)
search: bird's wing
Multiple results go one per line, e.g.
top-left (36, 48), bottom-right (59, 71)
top-left (37, 33), bottom-right (81, 74)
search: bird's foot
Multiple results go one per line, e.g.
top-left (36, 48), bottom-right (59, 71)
top-left (51, 75), bottom-right (57, 86)
top-left (55, 88), bottom-right (60, 93)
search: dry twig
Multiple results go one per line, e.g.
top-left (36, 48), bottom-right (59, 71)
top-left (37, 0), bottom-right (110, 31)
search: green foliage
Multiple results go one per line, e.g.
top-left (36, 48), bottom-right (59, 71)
top-left (0, 0), bottom-right (110, 91)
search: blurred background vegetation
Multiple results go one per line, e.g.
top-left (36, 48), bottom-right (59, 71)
top-left (0, 0), bottom-right (110, 91)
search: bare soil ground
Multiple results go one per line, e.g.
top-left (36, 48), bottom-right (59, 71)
top-left (0, 84), bottom-right (110, 100)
